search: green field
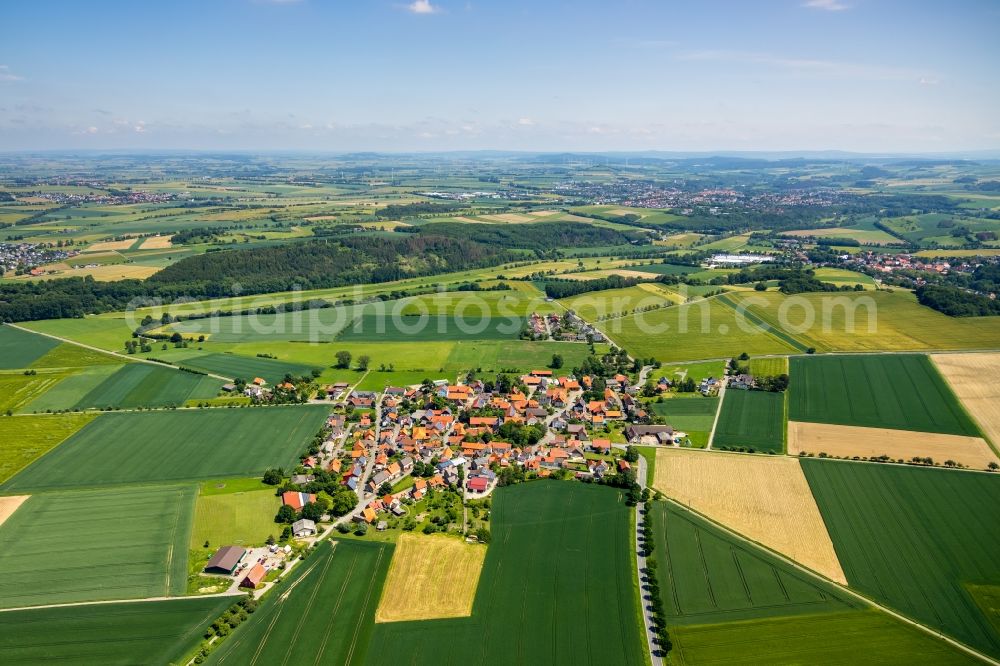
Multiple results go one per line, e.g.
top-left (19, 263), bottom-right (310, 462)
top-left (0, 485), bottom-right (195, 608)
top-left (70, 363), bottom-right (223, 410)
top-left (713, 390), bottom-right (785, 453)
top-left (207, 539), bottom-right (391, 666)
top-left (19, 364), bottom-right (123, 413)
top-left (28, 342), bottom-right (122, 368)
top-left (0, 596), bottom-right (233, 666)
top-left (367, 482), bottom-right (645, 665)
top-left (731, 290), bottom-right (1000, 354)
top-left (670, 610), bottom-right (980, 665)
top-left (0, 326), bottom-right (60, 369)
top-left (190, 487), bottom-right (281, 550)
top-left (336, 313), bottom-right (522, 342)
top-left (813, 267), bottom-right (878, 289)
top-left (803, 460), bottom-right (1000, 658)
top-left (176, 352), bottom-right (318, 383)
top-left (748, 356), bottom-right (788, 377)
top-left (599, 297), bottom-right (799, 363)
top-left (790, 354), bottom-right (980, 435)
top-left (0, 413), bottom-right (95, 483)
top-left (0, 371), bottom-right (70, 413)
top-left (1, 406), bottom-right (329, 491)
top-left (652, 501), bottom-right (858, 625)
top-left (628, 262), bottom-right (696, 276)
top-left (649, 396), bottom-right (718, 445)
top-left (164, 304), bottom-right (376, 342)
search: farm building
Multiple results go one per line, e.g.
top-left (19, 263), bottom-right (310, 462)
top-left (467, 476), bottom-right (489, 493)
top-left (204, 545), bottom-right (246, 575)
top-left (240, 563), bottom-right (267, 589)
top-left (282, 491), bottom-right (316, 510)
top-left (292, 519), bottom-right (317, 537)
top-left (624, 424), bottom-right (674, 445)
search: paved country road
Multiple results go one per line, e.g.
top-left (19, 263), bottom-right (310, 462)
top-left (633, 454), bottom-right (665, 666)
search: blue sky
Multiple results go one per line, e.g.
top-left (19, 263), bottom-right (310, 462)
top-left (1, 0), bottom-right (998, 152)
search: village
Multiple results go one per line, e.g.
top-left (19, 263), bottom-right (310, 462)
top-left (196, 354), bottom-right (771, 596)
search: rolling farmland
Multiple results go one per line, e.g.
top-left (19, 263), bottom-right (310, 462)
top-left (175, 352), bottom-right (318, 383)
top-left (0, 326), bottom-right (60, 369)
top-left (207, 539), bottom-right (391, 666)
top-left (0, 597), bottom-right (233, 666)
top-left (790, 355), bottom-right (981, 436)
top-left (653, 448), bottom-right (846, 584)
top-left (713, 390), bottom-right (785, 453)
top-left (337, 313), bottom-right (522, 342)
top-left (70, 363), bottom-right (224, 410)
top-left (599, 297), bottom-right (798, 363)
top-left (0, 485), bottom-right (195, 608)
top-left (652, 502), bottom-right (858, 625)
top-left (802, 460), bottom-right (1000, 658)
top-left (0, 406), bottom-right (329, 491)
top-left (731, 290), bottom-right (1000, 354)
top-left (670, 610), bottom-right (981, 665)
top-left (367, 482), bottom-right (645, 665)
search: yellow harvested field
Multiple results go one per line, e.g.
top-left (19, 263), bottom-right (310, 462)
top-left (375, 533), bottom-right (486, 623)
top-left (449, 216), bottom-right (487, 224)
top-left (788, 421), bottom-right (999, 470)
top-left (933, 353), bottom-right (1000, 448)
top-left (482, 213), bottom-right (534, 223)
top-left (0, 495), bottom-right (29, 527)
top-left (87, 238), bottom-right (136, 252)
top-left (42, 264), bottom-right (160, 281)
top-left (140, 234), bottom-right (173, 249)
top-left (653, 448), bottom-right (846, 584)
top-left (528, 209), bottom-right (559, 217)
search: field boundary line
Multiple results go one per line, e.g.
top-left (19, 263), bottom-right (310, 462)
top-left (5, 323), bottom-right (233, 381)
top-left (657, 496), bottom-right (999, 666)
top-left (0, 591), bottom-right (242, 613)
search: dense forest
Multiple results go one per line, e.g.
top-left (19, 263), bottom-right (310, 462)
top-left (0, 235), bottom-right (514, 322)
top-left (916, 284), bottom-right (1000, 317)
top-left (542, 274), bottom-right (647, 299)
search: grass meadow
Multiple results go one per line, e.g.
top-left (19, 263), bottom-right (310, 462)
top-left (0, 596), bottom-right (233, 666)
top-left (790, 354), bottom-right (981, 436)
top-left (0, 485), bottom-right (195, 608)
top-left (175, 352), bottom-right (318, 382)
top-left (803, 460), bottom-right (1000, 658)
top-left (367, 482), bottom-right (645, 665)
top-left (190, 487), bottom-right (281, 550)
top-left (0, 405), bottom-right (329, 492)
top-left (206, 539), bottom-right (392, 666)
top-left (0, 413), bottom-right (96, 484)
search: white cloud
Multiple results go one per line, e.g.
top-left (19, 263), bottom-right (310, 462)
top-left (677, 49), bottom-right (928, 82)
top-left (0, 65), bottom-right (23, 82)
top-left (803, 0), bottom-right (849, 10)
top-left (919, 77), bottom-right (939, 86)
top-left (517, 117), bottom-right (534, 126)
top-left (405, 0), bottom-right (440, 14)
top-left (134, 121), bottom-right (147, 134)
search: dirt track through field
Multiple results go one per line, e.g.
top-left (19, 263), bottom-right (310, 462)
top-left (0, 495), bottom-right (29, 527)
top-left (375, 533), bottom-right (486, 622)
top-left (933, 352), bottom-right (1000, 450)
top-left (653, 448), bottom-right (846, 584)
top-left (788, 421), bottom-right (999, 470)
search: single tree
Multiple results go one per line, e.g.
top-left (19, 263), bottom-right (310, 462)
top-left (335, 350), bottom-right (352, 369)
top-left (357, 355), bottom-right (371, 371)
